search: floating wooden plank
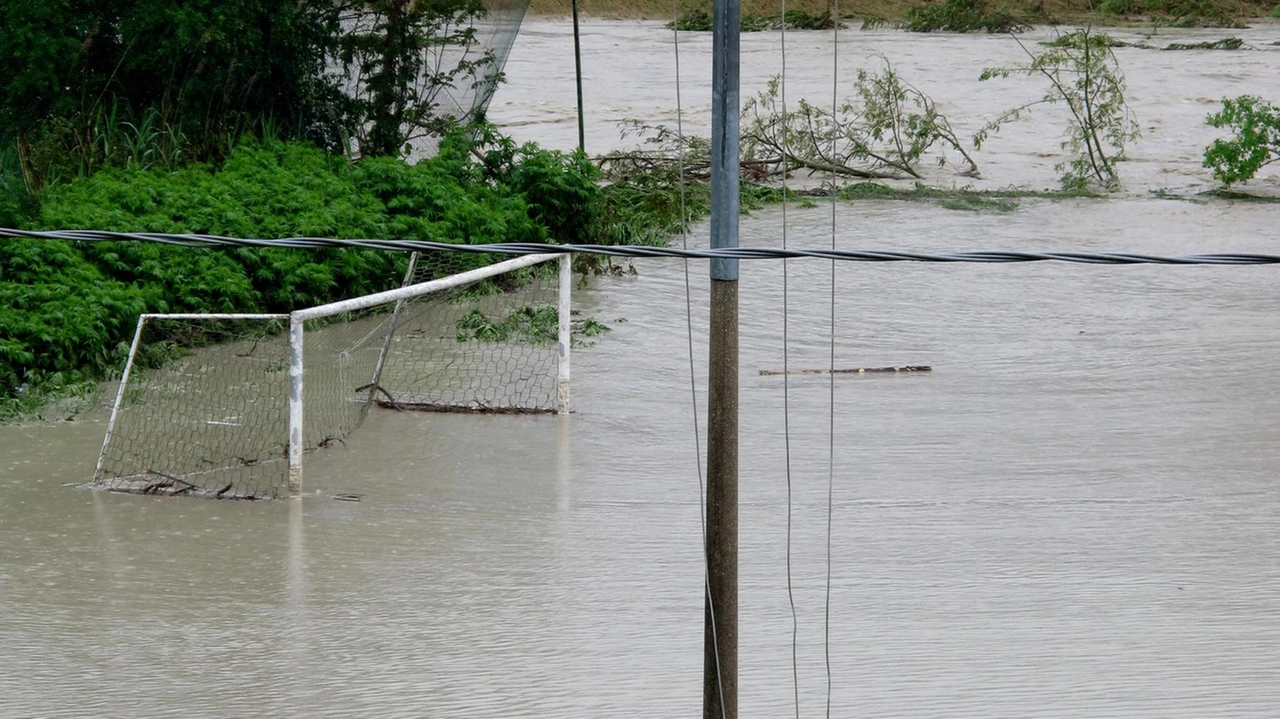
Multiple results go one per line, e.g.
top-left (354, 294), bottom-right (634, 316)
top-left (758, 365), bottom-right (932, 376)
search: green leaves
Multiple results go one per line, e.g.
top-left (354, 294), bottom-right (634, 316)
top-left (333, 0), bottom-right (495, 157)
top-left (1203, 96), bottom-right (1280, 186)
top-left (904, 0), bottom-right (1029, 33)
top-left (741, 58), bottom-right (979, 180)
top-left (2, 133), bottom-right (595, 411)
top-left (978, 29), bottom-right (1139, 191)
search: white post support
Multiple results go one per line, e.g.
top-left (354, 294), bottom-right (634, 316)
top-left (93, 315), bottom-right (149, 486)
top-left (557, 252), bottom-right (572, 414)
top-left (288, 313), bottom-right (305, 498)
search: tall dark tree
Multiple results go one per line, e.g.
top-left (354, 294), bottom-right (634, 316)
top-left (333, 0), bottom-right (495, 157)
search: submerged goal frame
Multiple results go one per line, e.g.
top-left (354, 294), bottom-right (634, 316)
top-left (94, 252), bottom-right (572, 499)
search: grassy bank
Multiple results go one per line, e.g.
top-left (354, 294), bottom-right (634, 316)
top-left (526, 0), bottom-right (1278, 26)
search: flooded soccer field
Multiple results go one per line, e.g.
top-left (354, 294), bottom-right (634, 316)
top-left (3, 19), bottom-right (1280, 717)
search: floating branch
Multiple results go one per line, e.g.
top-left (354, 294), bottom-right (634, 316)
top-left (374, 399), bottom-right (556, 414)
top-left (759, 365), bottom-right (932, 376)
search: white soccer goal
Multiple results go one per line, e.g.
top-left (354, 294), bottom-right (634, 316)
top-left (93, 252), bottom-right (572, 499)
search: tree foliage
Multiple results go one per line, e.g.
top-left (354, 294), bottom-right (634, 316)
top-left (0, 0), bottom-right (341, 175)
top-left (904, 0), bottom-right (1029, 32)
top-left (0, 0), bottom-right (505, 184)
top-left (1203, 96), bottom-right (1280, 186)
top-left (331, 0), bottom-right (497, 157)
top-left (977, 29), bottom-right (1139, 191)
top-left (742, 60), bottom-right (979, 180)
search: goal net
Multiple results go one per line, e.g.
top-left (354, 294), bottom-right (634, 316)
top-left (92, 314), bottom-right (293, 499)
top-left (94, 252), bottom-right (570, 499)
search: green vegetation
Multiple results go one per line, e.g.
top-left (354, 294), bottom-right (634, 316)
top-left (0, 133), bottom-right (604, 420)
top-left (669, 9), bottom-right (842, 31)
top-left (978, 29), bottom-right (1139, 191)
top-left (1097, 0), bottom-right (1251, 27)
top-left (741, 60), bottom-right (979, 180)
top-left (1203, 96), bottom-right (1280, 186)
top-left (454, 306), bottom-right (613, 346)
top-left (1162, 37), bottom-right (1245, 49)
top-left (1, 0), bottom-right (499, 186)
top-left (904, 0), bottom-right (1031, 32)
top-left (1043, 34), bottom-right (1251, 50)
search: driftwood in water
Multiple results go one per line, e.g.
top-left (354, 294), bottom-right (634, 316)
top-left (374, 399), bottom-right (556, 415)
top-left (759, 365), bottom-right (931, 376)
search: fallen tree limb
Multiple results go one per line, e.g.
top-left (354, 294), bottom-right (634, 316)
top-left (759, 365), bottom-right (932, 376)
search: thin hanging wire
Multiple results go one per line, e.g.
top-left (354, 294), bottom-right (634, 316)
top-left (778, 1), bottom-right (801, 718)
top-left (825, 1), bottom-right (840, 717)
top-left (673, 9), bottom-right (726, 719)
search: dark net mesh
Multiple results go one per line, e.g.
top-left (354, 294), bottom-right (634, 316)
top-left (338, 0), bottom-right (531, 161)
top-left (93, 317), bottom-right (291, 499)
top-left (443, 0), bottom-right (530, 124)
top-left (94, 255), bottom-right (562, 499)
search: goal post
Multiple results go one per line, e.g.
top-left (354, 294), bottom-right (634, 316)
top-left (93, 313), bottom-right (293, 498)
top-left (286, 251), bottom-right (569, 496)
top-left (94, 252), bottom-right (574, 500)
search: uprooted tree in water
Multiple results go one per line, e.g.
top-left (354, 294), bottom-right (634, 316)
top-left (599, 58), bottom-right (979, 183)
top-left (976, 28), bottom-right (1140, 192)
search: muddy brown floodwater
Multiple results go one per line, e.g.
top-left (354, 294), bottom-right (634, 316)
top-left (3, 20), bottom-right (1280, 718)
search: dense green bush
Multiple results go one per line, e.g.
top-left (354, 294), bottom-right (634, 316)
top-left (1203, 96), bottom-right (1280, 186)
top-left (479, 133), bottom-right (601, 245)
top-left (0, 134), bottom-right (602, 414)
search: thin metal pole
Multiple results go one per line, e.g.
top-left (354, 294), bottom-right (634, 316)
top-left (288, 314), bottom-right (305, 498)
top-left (363, 251), bottom-right (421, 424)
top-left (705, 0), bottom-right (739, 714)
top-left (93, 315), bottom-right (149, 486)
top-left (557, 253), bottom-right (572, 413)
top-left (571, 0), bottom-right (586, 153)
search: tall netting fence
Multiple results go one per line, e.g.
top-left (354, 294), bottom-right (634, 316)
top-left (448, 0), bottom-right (531, 123)
top-left (93, 315), bottom-right (291, 499)
top-left (338, 0), bottom-right (531, 161)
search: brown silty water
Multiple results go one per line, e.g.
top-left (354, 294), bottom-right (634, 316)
top-left (2, 20), bottom-right (1280, 717)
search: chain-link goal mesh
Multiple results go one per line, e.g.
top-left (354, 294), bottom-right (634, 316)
top-left (95, 254), bottom-right (566, 498)
top-left (305, 252), bottom-right (562, 418)
top-left (93, 315), bottom-right (292, 499)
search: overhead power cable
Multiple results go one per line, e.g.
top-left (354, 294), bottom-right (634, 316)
top-left (4, 229), bottom-right (1280, 266)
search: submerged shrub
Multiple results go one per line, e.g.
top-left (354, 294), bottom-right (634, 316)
top-left (1203, 95), bottom-right (1280, 186)
top-left (905, 0), bottom-right (1028, 32)
top-left (978, 29), bottom-right (1139, 191)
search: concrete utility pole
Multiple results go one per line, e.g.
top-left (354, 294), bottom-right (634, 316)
top-left (704, 0), bottom-right (739, 715)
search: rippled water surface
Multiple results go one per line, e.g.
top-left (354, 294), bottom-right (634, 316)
top-left (3, 19), bottom-right (1280, 718)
